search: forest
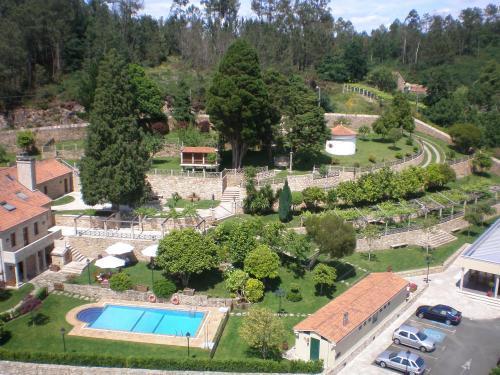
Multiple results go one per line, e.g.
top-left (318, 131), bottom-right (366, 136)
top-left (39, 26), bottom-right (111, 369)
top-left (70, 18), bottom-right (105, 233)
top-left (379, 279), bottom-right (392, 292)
top-left (0, 0), bottom-right (498, 148)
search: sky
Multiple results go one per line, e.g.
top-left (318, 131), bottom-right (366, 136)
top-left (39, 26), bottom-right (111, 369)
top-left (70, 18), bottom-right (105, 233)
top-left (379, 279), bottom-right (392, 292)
top-left (140, 0), bottom-right (493, 32)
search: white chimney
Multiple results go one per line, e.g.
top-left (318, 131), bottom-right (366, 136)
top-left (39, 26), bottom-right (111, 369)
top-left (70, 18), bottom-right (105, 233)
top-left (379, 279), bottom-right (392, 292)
top-left (16, 153), bottom-right (36, 191)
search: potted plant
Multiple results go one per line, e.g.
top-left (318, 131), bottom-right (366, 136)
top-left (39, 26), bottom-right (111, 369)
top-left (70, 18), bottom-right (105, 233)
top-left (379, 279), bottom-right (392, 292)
top-left (487, 281), bottom-right (495, 297)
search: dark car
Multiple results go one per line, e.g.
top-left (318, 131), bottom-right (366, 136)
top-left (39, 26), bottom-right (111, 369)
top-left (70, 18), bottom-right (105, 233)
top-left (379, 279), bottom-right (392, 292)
top-left (416, 304), bottom-right (462, 325)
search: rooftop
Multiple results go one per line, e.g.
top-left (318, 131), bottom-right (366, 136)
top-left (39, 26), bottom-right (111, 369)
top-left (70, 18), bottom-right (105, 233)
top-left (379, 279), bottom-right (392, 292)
top-left (5, 158), bottom-right (73, 184)
top-left (331, 125), bottom-right (357, 137)
top-left (181, 146), bottom-right (217, 154)
top-left (461, 218), bottom-right (500, 265)
top-left (0, 168), bottom-right (51, 232)
top-left (294, 272), bottom-right (408, 344)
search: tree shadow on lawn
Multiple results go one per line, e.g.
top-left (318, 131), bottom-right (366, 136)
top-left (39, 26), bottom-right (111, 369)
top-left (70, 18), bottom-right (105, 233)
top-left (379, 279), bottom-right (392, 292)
top-left (358, 252), bottom-right (379, 262)
top-left (188, 269), bottom-right (225, 294)
top-left (0, 290), bottom-right (13, 302)
top-left (314, 284), bottom-right (336, 299)
top-left (0, 331), bottom-right (12, 345)
top-left (326, 260), bottom-right (356, 282)
top-left (28, 312), bottom-right (50, 326)
top-left (264, 276), bottom-right (283, 293)
top-left (389, 145), bottom-right (401, 151)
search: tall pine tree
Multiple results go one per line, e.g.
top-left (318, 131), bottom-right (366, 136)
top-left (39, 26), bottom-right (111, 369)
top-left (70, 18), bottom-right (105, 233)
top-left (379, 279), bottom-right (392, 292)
top-left (207, 39), bottom-right (279, 168)
top-left (278, 180), bottom-right (292, 223)
top-left (80, 49), bottom-right (148, 209)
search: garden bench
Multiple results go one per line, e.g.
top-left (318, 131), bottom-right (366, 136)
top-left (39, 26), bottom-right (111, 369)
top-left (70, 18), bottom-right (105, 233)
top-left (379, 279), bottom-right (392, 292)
top-left (450, 228), bottom-right (461, 233)
top-left (390, 243), bottom-right (408, 249)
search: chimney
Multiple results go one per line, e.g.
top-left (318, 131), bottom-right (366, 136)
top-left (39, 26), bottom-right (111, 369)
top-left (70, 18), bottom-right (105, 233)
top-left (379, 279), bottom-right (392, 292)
top-left (343, 312), bottom-right (349, 326)
top-left (16, 153), bottom-right (36, 191)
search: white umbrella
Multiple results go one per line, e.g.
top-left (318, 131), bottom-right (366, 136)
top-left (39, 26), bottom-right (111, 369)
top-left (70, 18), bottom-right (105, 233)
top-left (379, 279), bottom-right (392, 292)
top-left (95, 255), bottom-right (125, 269)
top-left (105, 242), bottom-right (134, 256)
top-left (142, 244), bottom-right (158, 258)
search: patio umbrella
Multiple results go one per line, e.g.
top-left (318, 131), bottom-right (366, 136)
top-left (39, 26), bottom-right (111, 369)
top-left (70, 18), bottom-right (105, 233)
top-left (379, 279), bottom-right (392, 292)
top-left (142, 244), bottom-right (158, 258)
top-left (95, 255), bottom-right (126, 269)
top-left (105, 242), bottom-right (134, 256)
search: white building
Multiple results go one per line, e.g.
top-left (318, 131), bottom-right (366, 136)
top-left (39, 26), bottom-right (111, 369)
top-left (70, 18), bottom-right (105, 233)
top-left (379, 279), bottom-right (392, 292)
top-left (325, 125), bottom-right (357, 156)
top-left (293, 272), bottom-right (408, 369)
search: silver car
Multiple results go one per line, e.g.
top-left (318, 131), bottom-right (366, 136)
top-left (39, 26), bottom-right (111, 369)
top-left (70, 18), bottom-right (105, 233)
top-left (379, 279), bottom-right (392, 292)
top-left (393, 324), bottom-right (436, 352)
top-left (376, 350), bottom-right (426, 375)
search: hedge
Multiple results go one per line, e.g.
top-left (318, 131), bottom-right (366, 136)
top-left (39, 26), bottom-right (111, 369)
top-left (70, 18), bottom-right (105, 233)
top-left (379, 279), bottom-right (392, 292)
top-left (0, 349), bottom-right (323, 373)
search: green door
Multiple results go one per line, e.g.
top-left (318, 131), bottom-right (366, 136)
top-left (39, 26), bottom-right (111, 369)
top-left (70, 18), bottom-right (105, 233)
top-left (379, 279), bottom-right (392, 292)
top-left (310, 337), bottom-right (320, 360)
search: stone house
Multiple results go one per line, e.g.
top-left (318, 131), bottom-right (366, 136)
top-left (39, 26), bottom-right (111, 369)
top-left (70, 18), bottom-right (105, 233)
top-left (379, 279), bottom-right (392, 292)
top-left (293, 272), bottom-right (408, 369)
top-left (3, 157), bottom-right (74, 199)
top-left (0, 155), bottom-right (63, 287)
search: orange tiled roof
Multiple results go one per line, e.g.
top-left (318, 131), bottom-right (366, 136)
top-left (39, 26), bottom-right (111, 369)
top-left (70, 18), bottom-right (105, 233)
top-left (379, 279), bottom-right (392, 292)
top-left (182, 146), bottom-right (217, 154)
top-left (294, 272), bottom-right (408, 344)
top-left (0, 168), bottom-right (51, 231)
top-left (331, 125), bottom-right (357, 137)
top-left (6, 158), bottom-right (73, 184)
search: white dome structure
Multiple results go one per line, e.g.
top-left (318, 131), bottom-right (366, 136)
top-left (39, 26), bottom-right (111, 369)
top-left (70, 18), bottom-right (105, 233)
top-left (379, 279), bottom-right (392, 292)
top-left (325, 125), bottom-right (357, 156)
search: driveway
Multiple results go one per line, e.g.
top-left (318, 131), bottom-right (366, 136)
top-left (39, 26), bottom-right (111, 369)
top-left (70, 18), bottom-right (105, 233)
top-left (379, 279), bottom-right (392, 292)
top-left (339, 250), bottom-right (500, 375)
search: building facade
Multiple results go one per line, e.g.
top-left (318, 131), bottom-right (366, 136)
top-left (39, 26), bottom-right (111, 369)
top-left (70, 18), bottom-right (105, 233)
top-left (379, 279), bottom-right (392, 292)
top-left (325, 125), bottom-right (357, 156)
top-left (293, 272), bottom-right (408, 369)
top-left (0, 156), bottom-right (66, 287)
top-left (180, 146), bottom-right (219, 171)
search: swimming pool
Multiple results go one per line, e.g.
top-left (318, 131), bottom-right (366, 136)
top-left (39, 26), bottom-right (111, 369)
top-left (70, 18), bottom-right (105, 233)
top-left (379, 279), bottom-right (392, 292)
top-left (78, 304), bottom-right (205, 336)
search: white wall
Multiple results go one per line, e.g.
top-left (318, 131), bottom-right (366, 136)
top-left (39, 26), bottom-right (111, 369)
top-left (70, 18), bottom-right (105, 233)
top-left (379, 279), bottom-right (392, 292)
top-left (325, 136), bottom-right (356, 156)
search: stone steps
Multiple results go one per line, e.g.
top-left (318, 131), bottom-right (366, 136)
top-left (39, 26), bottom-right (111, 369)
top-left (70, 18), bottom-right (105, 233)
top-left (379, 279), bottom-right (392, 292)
top-left (220, 187), bottom-right (241, 203)
top-left (61, 261), bottom-right (89, 275)
top-left (416, 230), bottom-right (457, 249)
top-left (69, 245), bottom-right (89, 263)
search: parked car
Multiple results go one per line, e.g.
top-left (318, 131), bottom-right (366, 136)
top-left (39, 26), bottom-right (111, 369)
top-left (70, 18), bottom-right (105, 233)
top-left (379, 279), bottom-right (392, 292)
top-left (415, 304), bottom-right (462, 325)
top-left (375, 350), bottom-right (426, 375)
top-left (393, 324), bottom-right (436, 352)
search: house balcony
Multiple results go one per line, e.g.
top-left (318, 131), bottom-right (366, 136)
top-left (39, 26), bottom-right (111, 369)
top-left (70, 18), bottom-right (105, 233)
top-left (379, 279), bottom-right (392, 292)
top-left (2, 228), bottom-right (62, 264)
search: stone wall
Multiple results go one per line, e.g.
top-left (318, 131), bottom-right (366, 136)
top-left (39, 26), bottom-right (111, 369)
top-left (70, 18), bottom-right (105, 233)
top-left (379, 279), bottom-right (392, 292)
top-left (147, 173), bottom-right (222, 201)
top-left (492, 157), bottom-right (500, 176)
top-left (355, 229), bottom-right (428, 251)
top-left (0, 123), bottom-right (88, 151)
top-left (413, 118), bottom-right (452, 144)
top-left (287, 174), bottom-right (339, 191)
top-left (448, 158), bottom-right (473, 178)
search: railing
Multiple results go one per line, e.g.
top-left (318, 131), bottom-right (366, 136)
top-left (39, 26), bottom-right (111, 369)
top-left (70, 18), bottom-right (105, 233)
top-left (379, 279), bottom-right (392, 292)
top-left (2, 229), bottom-right (62, 264)
top-left (76, 228), bottom-right (162, 241)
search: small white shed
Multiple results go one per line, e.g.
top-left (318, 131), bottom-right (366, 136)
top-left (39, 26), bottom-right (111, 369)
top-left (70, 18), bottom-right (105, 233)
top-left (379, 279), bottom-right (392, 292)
top-left (325, 125), bottom-right (357, 156)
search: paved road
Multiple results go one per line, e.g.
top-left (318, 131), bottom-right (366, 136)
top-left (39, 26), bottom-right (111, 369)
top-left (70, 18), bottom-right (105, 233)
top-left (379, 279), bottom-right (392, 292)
top-left (340, 248), bottom-right (500, 375)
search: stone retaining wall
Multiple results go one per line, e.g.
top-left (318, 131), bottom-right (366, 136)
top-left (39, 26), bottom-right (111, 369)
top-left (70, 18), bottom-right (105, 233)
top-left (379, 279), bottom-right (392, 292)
top-left (0, 361), bottom-right (302, 375)
top-left (449, 158), bottom-right (473, 178)
top-left (287, 174), bottom-right (339, 191)
top-left (0, 123), bottom-right (88, 150)
top-left (491, 157), bottom-right (500, 176)
top-left (147, 173), bottom-right (222, 201)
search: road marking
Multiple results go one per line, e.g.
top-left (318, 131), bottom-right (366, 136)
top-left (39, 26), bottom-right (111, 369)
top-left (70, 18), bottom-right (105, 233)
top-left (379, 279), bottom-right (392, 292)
top-left (422, 328), bottom-right (447, 343)
top-left (408, 319), bottom-right (456, 334)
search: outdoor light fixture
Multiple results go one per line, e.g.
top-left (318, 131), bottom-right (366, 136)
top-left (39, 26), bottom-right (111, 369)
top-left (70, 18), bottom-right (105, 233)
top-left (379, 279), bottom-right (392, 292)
top-left (86, 259), bottom-right (91, 285)
top-left (186, 332), bottom-right (191, 357)
top-left (60, 327), bottom-right (67, 352)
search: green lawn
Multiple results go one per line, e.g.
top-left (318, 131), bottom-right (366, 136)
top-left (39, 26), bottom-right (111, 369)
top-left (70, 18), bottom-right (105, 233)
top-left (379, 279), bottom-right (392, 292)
top-left (70, 261), bottom-right (164, 290)
top-left (166, 198), bottom-right (220, 209)
top-left (0, 284), bottom-right (34, 312)
top-left (2, 294), bottom-right (208, 358)
top-left (55, 139), bottom-right (85, 149)
top-left (330, 133), bottom-right (418, 167)
top-left (344, 219), bottom-right (498, 273)
top-left (326, 82), bottom-right (383, 115)
top-left (224, 213), bottom-right (302, 228)
top-left (51, 195), bottom-right (75, 206)
top-left (214, 316), bottom-right (302, 360)
top-left (150, 157), bottom-right (182, 170)
top-left (54, 209), bottom-right (98, 216)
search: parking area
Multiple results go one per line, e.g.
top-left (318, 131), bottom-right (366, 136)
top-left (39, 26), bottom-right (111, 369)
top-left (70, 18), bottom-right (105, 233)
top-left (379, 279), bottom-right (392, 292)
top-left (374, 314), bottom-right (500, 374)
top-left (339, 254), bottom-right (500, 375)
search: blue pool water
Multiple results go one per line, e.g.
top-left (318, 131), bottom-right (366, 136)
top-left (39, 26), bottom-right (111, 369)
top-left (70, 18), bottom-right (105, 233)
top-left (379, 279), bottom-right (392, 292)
top-left (80, 305), bottom-right (205, 336)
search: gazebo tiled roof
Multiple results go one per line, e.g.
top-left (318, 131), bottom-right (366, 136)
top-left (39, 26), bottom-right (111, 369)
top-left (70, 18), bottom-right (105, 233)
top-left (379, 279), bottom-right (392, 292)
top-left (182, 146), bottom-right (217, 154)
top-left (331, 125), bottom-right (357, 137)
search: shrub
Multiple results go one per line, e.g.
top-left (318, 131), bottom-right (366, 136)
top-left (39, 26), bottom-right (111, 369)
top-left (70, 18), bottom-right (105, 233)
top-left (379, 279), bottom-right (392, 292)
top-left (0, 312), bottom-right (10, 322)
top-left (353, 162), bottom-right (360, 168)
top-left (405, 138), bottom-right (414, 146)
top-left (330, 158), bottom-right (340, 165)
top-left (286, 283), bottom-right (302, 302)
top-left (395, 152), bottom-right (403, 159)
top-left (446, 150), bottom-right (456, 159)
top-left (152, 279), bottom-right (177, 298)
top-left (449, 123), bottom-right (482, 154)
top-left (16, 130), bottom-right (36, 153)
top-left (245, 278), bottom-right (265, 303)
top-left (405, 152), bottom-right (412, 157)
top-left (368, 155), bottom-right (376, 163)
top-left (0, 349), bottom-right (323, 373)
top-left (413, 146), bottom-right (419, 153)
top-left (33, 287), bottom-right (48, 301)
top-left (109, 272), bottom-right (133, 292)
top-left (318, 165), bottom-right (328, 177)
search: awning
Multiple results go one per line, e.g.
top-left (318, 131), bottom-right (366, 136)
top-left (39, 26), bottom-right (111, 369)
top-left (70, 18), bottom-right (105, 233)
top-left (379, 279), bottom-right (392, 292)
top-left (105, 242), bottom-right (134, 256)
top-left (95, 255), bottom-right (126, 269)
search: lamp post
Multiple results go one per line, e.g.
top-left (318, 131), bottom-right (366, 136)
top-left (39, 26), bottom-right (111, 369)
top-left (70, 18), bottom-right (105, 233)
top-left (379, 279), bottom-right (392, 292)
top-left (425, 255), bottom-right (431, 284)
top-left (186, 332), bottom-right (191, 357)
top-left (60, 327), bottom-right (66, 352)
top-left (86, 259), bottom-right (91, 285)
top-left (274, 288), bottom-right (285, 314)
top-left (150, 257), bottom-right (155, 288)
top-left (316, 85), bottom-right (321, 107)
top-left (405, 350), bottom-right (411, 374)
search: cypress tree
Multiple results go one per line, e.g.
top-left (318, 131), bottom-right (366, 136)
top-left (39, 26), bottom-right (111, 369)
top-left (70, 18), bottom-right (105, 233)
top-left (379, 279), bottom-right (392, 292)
top-left (80, 49), bottom-right (148, 209)
top-left (278, 180), bottom-right (292, 223)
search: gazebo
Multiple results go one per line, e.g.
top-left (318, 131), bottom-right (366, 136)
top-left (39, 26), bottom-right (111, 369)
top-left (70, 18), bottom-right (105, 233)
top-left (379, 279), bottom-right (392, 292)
top-left (180, 146), bottom-right (219, 171)
top-left (325, 125), bottom-right (357, 156)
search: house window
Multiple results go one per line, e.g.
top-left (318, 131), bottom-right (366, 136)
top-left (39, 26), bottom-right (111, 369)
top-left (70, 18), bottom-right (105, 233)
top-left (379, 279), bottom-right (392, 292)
top-left (23, 227), bottom-right (29, 246)
top-left (34, 222), bottom-right (39, 236)
top-left (10, 233), bottom-right (16, 247)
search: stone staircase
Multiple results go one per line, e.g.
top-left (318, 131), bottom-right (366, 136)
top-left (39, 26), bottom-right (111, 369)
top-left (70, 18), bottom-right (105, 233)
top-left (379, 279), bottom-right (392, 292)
top-left (416, 230), bottom-right (457, 249)
top-left (220, 187), bottom-right (242, 203)
top-left (60, 245), bottom-right (91, 276)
